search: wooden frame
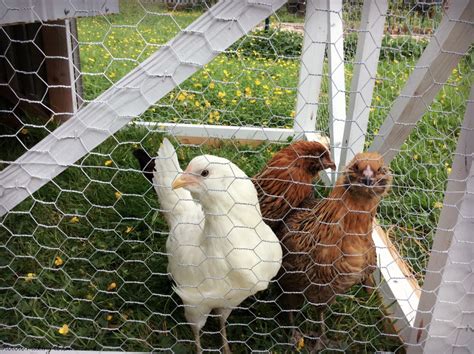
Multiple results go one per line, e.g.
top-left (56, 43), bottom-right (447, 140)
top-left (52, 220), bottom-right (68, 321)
top-left (407, 85), bottom-right (474, 353)
top-left (327, 0), bottom-right (346, 178)
top-left (0, 0), bottom-right (119, 26)
top-left (1, 0), bottom-right (473, 351)
top-left (369, 0), bottom-right (474, 163)
top-left (41, 19), bottom-right (78, 122)
top-left (0, 0), bottom-right (289, 217)
top-left (293, 0), bottom-right (328, 136)
top-left (340, 0), bottom-right (388, 168)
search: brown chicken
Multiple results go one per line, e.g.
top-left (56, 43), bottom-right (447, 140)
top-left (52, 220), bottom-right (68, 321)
top-left (277, 152), bottom-right (392, 339)
top-left (253, 141), bottom-right (336, 231)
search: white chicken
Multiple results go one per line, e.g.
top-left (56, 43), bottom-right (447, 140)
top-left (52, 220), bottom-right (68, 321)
top-left (150, 138), bottom-right (282, 353)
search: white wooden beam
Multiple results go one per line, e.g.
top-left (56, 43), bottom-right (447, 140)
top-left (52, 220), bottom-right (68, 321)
top-left (133, 122), bottom-right (298, 143)
top-left (340, 0), bottom-right (388, 168)
top-left (369, 0), bottom-right (474, 163)
top-left (0, 0), bottom-right (119, 26)
top-left (373, 226), bottom-right (421, 343)
top-left (0, 0), bottom-right (288, 217)
top-left (424, 152), bottom-right (474, 352)
top-left (327, 0), bottom-right (347, 180)
top-left (293, 0), bottom-right (328, 135)
top-left (407, 85), bottom-right (474, 353)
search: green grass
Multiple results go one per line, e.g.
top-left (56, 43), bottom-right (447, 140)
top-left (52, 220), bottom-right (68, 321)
top-left (0, 1), bottom-right (472, 352)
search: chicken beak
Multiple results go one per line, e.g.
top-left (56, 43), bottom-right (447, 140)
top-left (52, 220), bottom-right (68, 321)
top-left (171, 174), bottom-right (198, 190)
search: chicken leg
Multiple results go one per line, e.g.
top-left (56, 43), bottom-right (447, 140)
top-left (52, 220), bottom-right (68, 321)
top-left (190, 324), bottom-right (202, 354)
top-left (216, 308), bottom-right (232, 354)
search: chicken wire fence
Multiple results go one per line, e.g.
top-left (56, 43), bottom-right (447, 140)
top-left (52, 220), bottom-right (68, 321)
top-left (0, 0), bottom-right (473, 352)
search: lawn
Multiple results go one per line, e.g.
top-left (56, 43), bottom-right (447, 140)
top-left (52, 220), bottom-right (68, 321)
top-left (0, 1), bottom-right (472, 352)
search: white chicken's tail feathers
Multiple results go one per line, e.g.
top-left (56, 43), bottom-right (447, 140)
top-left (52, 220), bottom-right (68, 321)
top-left (153, 138), bottom-right (202, 226)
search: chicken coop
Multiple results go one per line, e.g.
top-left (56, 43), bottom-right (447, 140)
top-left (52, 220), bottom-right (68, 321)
top-left (0, 0), bottom-right (473, 352)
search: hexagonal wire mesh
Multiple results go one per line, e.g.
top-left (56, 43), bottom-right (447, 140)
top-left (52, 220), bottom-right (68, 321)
top-left (0, 0), bottom-right (472, 352)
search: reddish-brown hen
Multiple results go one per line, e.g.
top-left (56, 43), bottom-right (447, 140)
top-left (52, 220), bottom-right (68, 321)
top-left (253, 141), bottom-right (335, 231)
top-left (277, 152), bottom-right (392, 327)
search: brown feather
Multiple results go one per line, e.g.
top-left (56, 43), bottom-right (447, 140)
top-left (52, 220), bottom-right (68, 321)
top-left (277, 152), bottom-right (392, 312)
top-left (253, 141), bottom-right (335, 230)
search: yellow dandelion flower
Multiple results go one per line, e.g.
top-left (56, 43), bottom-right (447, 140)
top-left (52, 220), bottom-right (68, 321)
top-left (25, 272), bottom-right (36, 282)
top-left (218, 91), bottom-right (226, 99)
top-left (194, 101), bottom-right (201, 107)
top-left (107, 282), bottom-right (117, 291)
top-left (54, 256), bottom-right (64, 267)
top-left (236, 90), bottom-right (242, 97)
top-left (231, 99), bottom-right (237, 104)
top-left (177, 93), bottom-right (186, 101)
top-left (209, 82), bottom-right (215, 89)
top-left (20, 128), bottom-right (29, 135)
top-left (296, 337), bottom-right (304, 351)
top-left (290, 111), bottom-right (296, 118)
top-left (447, 167), bottom-right (452, 174)
top-left (58, 324), bottom-right (69, 335)
top-left (104, 160), bottom-right (113, 167)
top-left (262, 84), bottom-right (269, 90)
top-left (375, 96), bottom-right (381, 102)
top-left (114, 191), bottom-right (122, 200)
top-left (204, 100), bottom-right (211, 108)
top-left (106, 314), bottom-right (113, 321)
top-left (109, 72), bottom-right (116, 78)
top-left (255, 79), bottom-right (261, 86)
top-left (434, 201), bottom-right (443, 209)
top-left (70, 216), bottom-right (80, 224)
top-left (223, 69), bottom-right (229, 77)
top-left (250, 99), bottom-right (256, 104)
top-left (125, 226), bottom-right (133, 234)
top-left (245, 87), bottom-right (252, 96)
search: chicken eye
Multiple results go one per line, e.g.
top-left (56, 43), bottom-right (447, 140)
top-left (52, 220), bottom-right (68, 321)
top-left (200, 169), bottom-right (209, 177)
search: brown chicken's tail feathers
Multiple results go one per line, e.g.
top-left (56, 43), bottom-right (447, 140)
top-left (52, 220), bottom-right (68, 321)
top-left (133, 149), bottom-right (155, 183)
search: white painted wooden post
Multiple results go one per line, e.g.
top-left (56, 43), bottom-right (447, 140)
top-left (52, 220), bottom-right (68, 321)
top-left (340, 0), bottom-right (388, 168)
top-left (327, 0), bottom-right (346, 180)
top-left (0, 0), bottom-right (288, 217)
top-left (293, 0), bottom-right (328, 136)
top-left (407, 85), bottom-right (474, 353)
top-left (369, 0), bottom-right (474, 163)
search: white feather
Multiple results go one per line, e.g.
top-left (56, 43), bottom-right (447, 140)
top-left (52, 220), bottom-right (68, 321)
top-left (153, 139), bottom-right (282, 334)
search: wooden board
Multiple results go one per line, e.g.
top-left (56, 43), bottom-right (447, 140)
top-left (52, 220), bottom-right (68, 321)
top-left (0, 0), bottom-right (119, 26)
top-left (369, 0), bottom-right (474, 164)
top-left (293, 0), bottom-right (328, 134)
top-left (41, 20), bottom-right (77, 122)
top-left (340, 0), bottom-right (388, 167)
top-left (372, 225), bottom-right (421, 343)
top-left (327, 0), bottom-right (347, 178)
top-left (407, 84), bottom-right (474, 352)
